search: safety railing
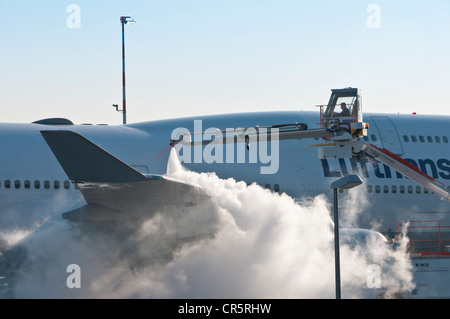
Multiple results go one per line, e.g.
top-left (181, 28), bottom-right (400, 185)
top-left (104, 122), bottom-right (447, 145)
top-left (317, 104), bottom-right (358, 128)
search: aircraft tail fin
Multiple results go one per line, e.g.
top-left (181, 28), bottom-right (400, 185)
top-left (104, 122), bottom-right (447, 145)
top-left (41, 130), bottom-right (147, 183)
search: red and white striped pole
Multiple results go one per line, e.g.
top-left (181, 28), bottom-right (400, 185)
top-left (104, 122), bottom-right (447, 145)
top-left (120, 16), bottom-right (135, 124)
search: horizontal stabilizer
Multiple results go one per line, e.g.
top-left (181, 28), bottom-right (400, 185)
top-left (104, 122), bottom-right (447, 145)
top-left (62, 176), bottom-right (212, 235)
top-left (41, 130), bottom-right (147, 183)
top-left (363, 143), bottom-right (450, 202)
top-left (76, 176), bottom-right (205, 211)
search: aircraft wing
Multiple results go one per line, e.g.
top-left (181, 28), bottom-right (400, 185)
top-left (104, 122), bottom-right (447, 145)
top-left (41, 130), bottom-right (208, 222)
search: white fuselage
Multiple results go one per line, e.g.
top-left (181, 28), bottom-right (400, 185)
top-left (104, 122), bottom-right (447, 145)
top-left (0, 111), bottom-right (449, 236)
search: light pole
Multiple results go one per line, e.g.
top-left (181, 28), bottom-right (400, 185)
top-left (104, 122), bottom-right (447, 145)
top-left (330, 174), bottom-right (363, 299)
top-left (119, 16), bottom-right (135, 124)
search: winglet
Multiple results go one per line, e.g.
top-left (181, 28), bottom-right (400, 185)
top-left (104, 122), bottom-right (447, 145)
top-left (41, 130), bottom-right (147, 183)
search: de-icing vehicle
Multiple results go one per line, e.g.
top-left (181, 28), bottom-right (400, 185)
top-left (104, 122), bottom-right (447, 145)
top-left (320, 87), bottom-right (366, 136)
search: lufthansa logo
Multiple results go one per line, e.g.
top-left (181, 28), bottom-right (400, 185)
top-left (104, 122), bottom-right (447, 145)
top-left (321, 158), bottom-right (450, 180)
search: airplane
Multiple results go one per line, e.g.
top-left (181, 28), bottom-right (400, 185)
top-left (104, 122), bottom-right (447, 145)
top-left (0, 87), bottom-right (449, 297)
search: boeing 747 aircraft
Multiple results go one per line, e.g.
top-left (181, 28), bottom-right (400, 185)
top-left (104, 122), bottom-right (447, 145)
top-left (0, 88), bottom-right (449, 297)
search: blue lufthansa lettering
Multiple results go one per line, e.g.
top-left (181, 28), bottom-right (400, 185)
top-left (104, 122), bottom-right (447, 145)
top-left (321, 159), bottom-right (341, 177)
top-left (349, 158), bottom-right (361, 176)
top-left (370, 159), bottom-right (385, 178)
top-left (437, 159), bottom-right (450, 179)
top-left (321, 158), bottom-right (450, 180)
top-left (358, 158), bottom-right (370, 178)
top-left (419, 159), bottom-right (439, 179)
top-left (339, 159), bottom-right (350, 176)
top-left (383, 164), bottom-right (392, 178)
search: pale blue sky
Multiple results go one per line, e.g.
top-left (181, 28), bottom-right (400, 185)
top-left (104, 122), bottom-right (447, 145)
top-left (1, 1), bottom-right (450, 124)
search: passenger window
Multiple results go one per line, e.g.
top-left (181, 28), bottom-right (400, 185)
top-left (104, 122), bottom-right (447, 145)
top-left (64, 180), bottom-right (70, 190)
top-left (383, 185), bottom-right (389, 193)
top-left (435, 136), bottom-right (441, 143)
top-left (367, 185), bottom-right (372, 193)
top-left (443, 136), bottom-right (449, 143)
top-left (399, 186), bottom-right (405, 194)
top-left (371, 134), bottom-right (377, 141)
top-left (427, 136), bottom-right (433, 143)
top-left (54, 180), bottom-right (60, 189)
top-left (15, 180), bottom-right (21, 189)
top-left (403, 135), bottom-right (409, 142)
top-left (411, 135), bottom-right (417, 143)
top-left (416, 186), bottom-right (421, 194)
top-left (391, 185), bottom-right (397, 194)
top-left (408, 186), bottom-right (413, 194)
top-left (34, 180), bottom-right (40, 189)
top-left (419, 136), bottom-right (425, 143)
top-left (44, 180), bottom-right (50, 189)
top-left (424, 188), bottom-right (429, 194)
top-left (24, 180), bottom-right (30, 189)
top-left (5, 180), bottom-right (10, 189)
top-left (375, 185), bottom-right (380, 193)
top-left (274, 184), bottom-right (280, 193)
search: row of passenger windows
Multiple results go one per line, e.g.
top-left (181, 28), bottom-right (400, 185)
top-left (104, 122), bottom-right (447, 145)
top-left (0, 179), bottom-right (74, 190)
top-left (363, 134), bottom-right (449, 144)
top-left (2, 178), bottom-right (447, 196)
top-left (402, 135), bottom-right (448, 143)
top-left (0, 179), bottom-right (280, 194)
top-left (365, 184), bottom-right (450, 194)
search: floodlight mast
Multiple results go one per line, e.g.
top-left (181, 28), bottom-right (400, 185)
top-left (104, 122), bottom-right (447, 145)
top-left (119, 16), bottom-right (135, 124)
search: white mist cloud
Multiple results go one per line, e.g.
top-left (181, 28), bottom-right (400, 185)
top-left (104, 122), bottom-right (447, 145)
top-left (339, 184), bottom-right (371, 228)
top-left (0, 228), bottom-right (32, 255)
top-left (0, 149), bottom-right (414, 298)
